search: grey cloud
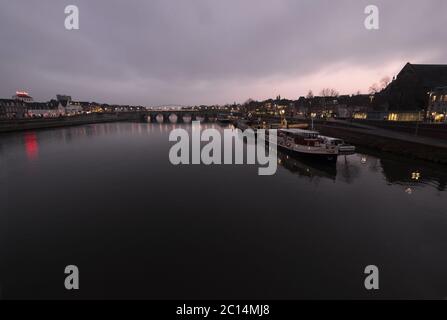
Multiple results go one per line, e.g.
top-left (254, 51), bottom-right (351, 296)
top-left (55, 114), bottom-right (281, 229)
top-left (1, 0), bottom-right (446, 105)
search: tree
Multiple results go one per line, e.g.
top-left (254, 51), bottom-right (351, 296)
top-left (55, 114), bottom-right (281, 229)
top-left (306, 90), bottom-right (314, 99)
top-left (243, 98), bottom-right (254, 105)
top-left (369, 76), bottom-right (391, 94)
top-left (369, 83), bottom-right (381, 94)
top-left (380, 76), bottom-right (391, 89)
top-left (320, 88), bottom-right (339, 97)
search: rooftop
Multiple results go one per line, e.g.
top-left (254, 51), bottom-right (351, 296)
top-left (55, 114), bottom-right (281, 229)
top-left (401, 63), bottom-right (447, 88)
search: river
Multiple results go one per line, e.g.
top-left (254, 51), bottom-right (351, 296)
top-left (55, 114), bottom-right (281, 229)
top-left (1, 122), bottom-right (446, 299)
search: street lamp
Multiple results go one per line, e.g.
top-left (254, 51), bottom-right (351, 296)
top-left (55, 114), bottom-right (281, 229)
top-left (310, 112), bottom-right (316, 130)
top-left (280, 109), bottom-right (286, 128)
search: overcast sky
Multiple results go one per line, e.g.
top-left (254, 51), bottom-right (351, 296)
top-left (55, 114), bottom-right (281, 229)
top-left (1, 0), bottom-right (446, 106)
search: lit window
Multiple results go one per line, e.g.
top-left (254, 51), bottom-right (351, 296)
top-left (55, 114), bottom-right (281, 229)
top-left (388, 113), bottom-right (398, 121)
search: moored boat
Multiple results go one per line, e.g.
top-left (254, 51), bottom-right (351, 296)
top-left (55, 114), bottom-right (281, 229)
top-left (266, 128), bottom-right (355, 161)
top-left (318, 135), bottom-right (356, 155)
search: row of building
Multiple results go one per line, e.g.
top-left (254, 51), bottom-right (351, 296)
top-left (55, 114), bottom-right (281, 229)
top-left (0, 92), bottom-right (146, 120)
top-left (242, 63), bottom-right (447, 123)
top-left (243, 94), bottom-right (373, 121)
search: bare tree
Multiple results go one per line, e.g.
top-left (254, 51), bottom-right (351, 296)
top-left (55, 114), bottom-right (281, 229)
top-left (320, 88), bottom-right (339, 97)
top-left (369, 76), bottom-right (391, 94)
top-left (306, 90), bottom-right (314, 99)
top-left (332, 89), bottom-right (339, 97)
top-left (369, 83), bottom-right (381, 94)
top-left (380, 76), bottom-right (391, 89)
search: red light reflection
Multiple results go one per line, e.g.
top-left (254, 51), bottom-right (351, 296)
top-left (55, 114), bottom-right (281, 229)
top-left (24, 132), bottom-right (39, 160)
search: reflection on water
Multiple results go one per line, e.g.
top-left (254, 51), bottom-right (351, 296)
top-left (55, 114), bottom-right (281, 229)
top-left (1, 122), bottom-right (447, 299)
top-left (1, 121), bottom-right (446, 196)
top-left (2, 121), bottom-right (446, 194)
top-left (380, 157), bottom-right (447, 192)
top-left (277, 147), bottom-right (447, 193)
top-left (24, 132), bottom-right (39, 161)
top-left (277, 150), bottom-right (337, 182)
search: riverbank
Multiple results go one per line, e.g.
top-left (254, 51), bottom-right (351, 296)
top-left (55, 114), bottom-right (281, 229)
top-left (234, 118), bottom-right (447, 165)
top-left (0, 112), bottom-right (143, 133)
top-left (314, 122), bottom-right (447, 164)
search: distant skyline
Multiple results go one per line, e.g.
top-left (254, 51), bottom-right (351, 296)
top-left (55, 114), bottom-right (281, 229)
top-left (1, 0), bottom-right (447, 106)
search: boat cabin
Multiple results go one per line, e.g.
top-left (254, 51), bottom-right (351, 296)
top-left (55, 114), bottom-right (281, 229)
top-left (279, 129), bottom-right (321, 147)
top-left (319, 135), bottom-right (345, 146)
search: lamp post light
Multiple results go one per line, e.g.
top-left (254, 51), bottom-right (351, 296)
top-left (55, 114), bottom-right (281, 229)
top-left (310, 112), bottom-right (317, 130)
top-left (280, 109), bottom-right (286, 128)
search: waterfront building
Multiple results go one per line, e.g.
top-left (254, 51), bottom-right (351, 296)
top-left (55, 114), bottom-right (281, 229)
top-left (375, 63), bottom-right (447, 111)
top-left (90, 103), bottom-right (104, 113)
top-left (295, 105), bottom-right (308, 118)
top-left (54, 95), bottom-right (83, 115)
top-left (79, 101), bottom-right (91, 112)
top-left (365, 110), bottom-right (423, 122)
top-left (26, 101), bottom-right (62, 118)
top-left (0, 99), bottom-right (26, 119)
top-left (351, 105), bottom-right (370, 120)
top-left (333, 104), bottom-right (350, 118)
top-left (428, 86), bottom-right (447, 122)
top-left (366, 111), bottom-right (389, 121)
top-left (0, 101), bottom-right (4, 119)
top-left (386, 111), bottom-right (423, 122)
top-left (58, 100), bottom-right (83, 115)
top-left (12, 91), bottom-right (34, 103)
top-left (294, 94), bottom-right (373, 119)
top-left (352, 112), bottom-right (367, 120)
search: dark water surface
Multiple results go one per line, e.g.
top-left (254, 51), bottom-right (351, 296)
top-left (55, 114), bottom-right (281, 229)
top-left (1, 122), bottom-right (447, 299)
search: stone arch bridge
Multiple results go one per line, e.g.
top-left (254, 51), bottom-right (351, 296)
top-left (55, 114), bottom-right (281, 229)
top-left (135, 109), bottom-right (235, 123)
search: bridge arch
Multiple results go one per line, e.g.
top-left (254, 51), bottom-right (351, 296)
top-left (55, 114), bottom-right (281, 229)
top-left (168, 113), bottom-right (178, 123)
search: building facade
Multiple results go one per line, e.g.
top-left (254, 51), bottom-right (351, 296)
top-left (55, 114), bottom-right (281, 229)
top-left (26, 101), bottom-right (62, 118)
top-left (0, 99), bottom-right (26, 119)
top-left (428, 86), bottom-right (447, 122)
top-left (375, 63), bottom-right (447, 112)
top-left (58, 100), bottom-right (83, 115)
top-left (13, 91), bottom-right (34, 103)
